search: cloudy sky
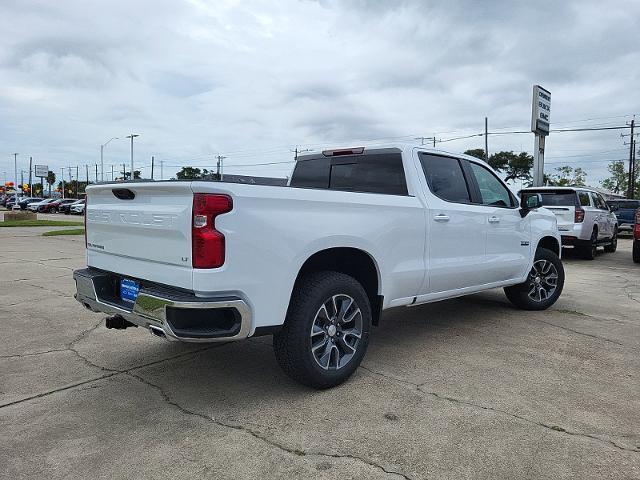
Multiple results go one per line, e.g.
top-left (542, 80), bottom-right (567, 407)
top-left (1, 0), bottom-right (639, 187)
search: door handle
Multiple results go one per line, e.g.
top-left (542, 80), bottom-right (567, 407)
top-left (488, 216), bottom-right (500, 224)
top-left (434, 214), bottom-right (450, 222)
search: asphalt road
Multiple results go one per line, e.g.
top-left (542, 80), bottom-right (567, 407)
top-left (1, 229), bottom-right (639, 479)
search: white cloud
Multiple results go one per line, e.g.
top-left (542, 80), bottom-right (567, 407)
top-left (0, 0), bottom-right (638, 186)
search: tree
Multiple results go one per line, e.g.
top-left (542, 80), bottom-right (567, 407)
top-left (548, 166), bottom-right (587, 187)
top-left (46, 171), bottom-right (56, 196)
top-left (175, 167), bottom-right (210, 180)
top-left (600, 160), bottom-right (639, 198)
top-left (487, 151), bottom-right (534, 183)
top-left (464, 149), bottom-right (485, 160)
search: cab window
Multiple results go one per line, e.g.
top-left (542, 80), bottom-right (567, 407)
top-left (467, 162), bottom-right (516, 207)
top-left (419, 153), bottom-right (471, 203)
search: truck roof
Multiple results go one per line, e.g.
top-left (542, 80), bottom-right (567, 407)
top-left (295, 144), bottom-right (492, 166)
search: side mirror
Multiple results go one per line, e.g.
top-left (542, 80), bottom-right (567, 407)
top-left (609, 204), bottom-right (618, 212)
top-left (520, 193), bottom-right (542, 217)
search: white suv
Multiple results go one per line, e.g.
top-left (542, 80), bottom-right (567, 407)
top-left (520, 186), bottom-right (618, 260)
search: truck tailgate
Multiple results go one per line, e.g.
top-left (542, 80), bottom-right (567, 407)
top-left (546, 206), bottom-right (575, 229)
top-left (86, 182), bottom-right (194, 289)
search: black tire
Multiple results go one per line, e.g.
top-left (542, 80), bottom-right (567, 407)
top-left (504, 248), bottom-right (565, 311)
top-left (50, 207), bottom-right (58, 214)
top-left (273, 271), bottom-right (371, 389)
top-left (633, 240), bottom-right (640, 264)
top-left (604, 229), bottom-right (617, 253)
top-left (580, 229), bottom-right (598, 260)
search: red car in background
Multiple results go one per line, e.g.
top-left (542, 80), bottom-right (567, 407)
top-left (38, 198), bottom-right (78, 213)
top-left (633, 209), bottom-right (640, 263)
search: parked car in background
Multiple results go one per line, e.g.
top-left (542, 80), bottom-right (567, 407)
top-left (40, 198), bottom-right (77, 213)
top-left (70, 200), bottom-right (85, 215)
top-left (633, 208), bottom-right (640, 263)
top-left (27, 198), bottom-right (56, 212)
top-left (607, 199), bottom-right (640, 233)
top-left (520, 186), bottom-right (618, 260)
top-left (16, 197), bottom-right (42, 210)
top-left (60, 199), bottom-right (83, 215)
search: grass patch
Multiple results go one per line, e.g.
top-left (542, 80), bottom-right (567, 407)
top-left (0, 220), bottom-right (83, 227)
top-left (42, 228), bottom-right (85, 236)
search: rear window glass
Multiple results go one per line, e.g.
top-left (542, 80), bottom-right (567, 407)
top-left (527, 191), bottom-right (577, 206)
top-left (419, 153), bottom-right (470, 203)
top-left (291, 152), bottom-right (408, 195)
top-left (617, 201), bottom-right (640, 209)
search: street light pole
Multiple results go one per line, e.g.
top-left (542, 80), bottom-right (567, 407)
top-left (125, 134), bottom-right (140, 180)
top-left (100, 137), bottom-right (118, 182)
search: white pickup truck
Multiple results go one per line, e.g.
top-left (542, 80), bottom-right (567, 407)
top-left (74, 145), bottom-right (563, 388)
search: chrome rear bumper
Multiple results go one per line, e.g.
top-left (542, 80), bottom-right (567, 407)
top-left (73, 268), bottom-right (252, 343)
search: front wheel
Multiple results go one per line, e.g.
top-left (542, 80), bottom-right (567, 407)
top-left (50, 207), bottom-right (58, 214)
top-left (273, 271), bottom-right (371, 389)
top-left (504, 248), bottom-right (565, 311)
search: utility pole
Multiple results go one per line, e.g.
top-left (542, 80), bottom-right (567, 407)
top-left (122, 163), bottom-right (126, 180)
top-left (151, 156), bottom-right (154, 180)
top-left (160, 161), bottom-right (164, 180)
top-left (484, 117), bottom-right (489, 161)
top-left (28, 157), bottom-right (33, 196)
top-left (628, 119), bottom-right (635, 199)
top-left (126, 134), bottom-right (140, 180)
top-left (13, 153), bottom-right (18, 202)
top-left (111, 165), bottom-right (114, 182)
top-left (86, 164), bottom-right (89, 185)
top-left (76, 166), bottom-right (79, 198)
top-left (61, 167), bottom-right (65, 199)
top-left (216, 155), bottom-right (226, 180)
top-left (414, 137), bottom-right (436, 147)
top-left (622, 118), bottom-right (639, 198)
top-left (95, 164), bottom-right (98, 183)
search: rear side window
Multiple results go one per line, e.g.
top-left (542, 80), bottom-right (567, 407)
top-left (419, 153), bottom-right (470, 203)
top-left (578, 192), bottom-right (591, 206)
top-left (291, 158), bottom-right (330, 189)
top-left (291, 152), bottom-right (407, 195)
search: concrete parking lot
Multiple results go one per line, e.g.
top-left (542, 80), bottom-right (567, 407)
top-left (1, 228), bottom-right (639, 479)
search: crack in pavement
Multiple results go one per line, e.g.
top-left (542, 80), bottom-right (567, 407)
top-left (126, 371), bottom-right (413, 480)
top-left (533, 318), bottom-right (627, 347)
top-left (358, 365), bottom-right (639, 455)
top-left (0, 343), bottom-right (226, 409)
top-left (0, 348), bottom-right (69, 359)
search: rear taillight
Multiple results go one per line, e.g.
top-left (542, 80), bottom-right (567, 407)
top-left (574, 207), bottom-right (585, 223)
top-left (192, 194), bottom-right (233, 268)
top-left (634, 209), bottom-right (640, 239)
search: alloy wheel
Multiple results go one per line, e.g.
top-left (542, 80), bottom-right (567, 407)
top-left (527, 259), bottom-right (559, 303)
top-left (310, 294), bottom-right (363, 370)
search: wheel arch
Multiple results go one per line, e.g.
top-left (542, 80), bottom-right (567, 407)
top-left (291, 247), bottom-right (383, 326)
top-left (537, 235), bottom-right (560, 256)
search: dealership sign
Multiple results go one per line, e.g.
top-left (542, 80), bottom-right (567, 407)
top-left (34, 165), bottom-right (48, 178)
top-left (531, 85), bottom-right (551, 135)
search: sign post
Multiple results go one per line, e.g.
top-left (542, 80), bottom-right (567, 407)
top-left (34, 165), bottom-right (48, 198)
top-left (531, 85), bottom-right (551, 186)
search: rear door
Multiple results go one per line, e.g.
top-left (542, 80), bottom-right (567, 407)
top-left (86, 182), bottom-right (195, 289)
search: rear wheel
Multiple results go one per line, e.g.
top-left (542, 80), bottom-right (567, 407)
top-left (504, 248), bottom-right (564, 311)
top-left (273, 271), bottom-right (371, 389)
top-left (604, 229), bottom-right (617, 253)
top-left (580, 229), bottom-right (598, 260)
top-left (50, 207), bottom-right (58, 214)
top-left (633, 240), bottom-right (640, 264)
